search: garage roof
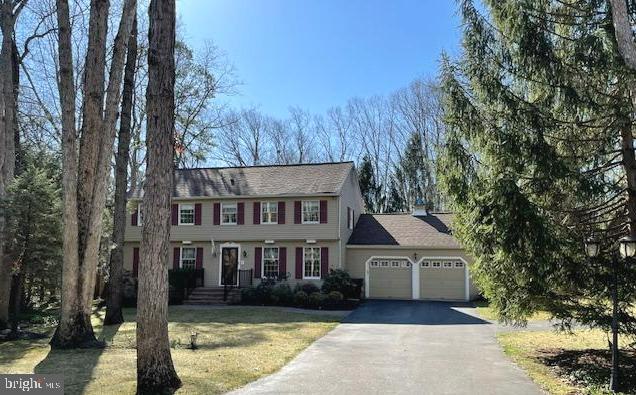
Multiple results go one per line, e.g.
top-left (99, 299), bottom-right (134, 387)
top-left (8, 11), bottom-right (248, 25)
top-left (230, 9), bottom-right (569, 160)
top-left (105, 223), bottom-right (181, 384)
top-left (347, 213), bottom-right (460, 248)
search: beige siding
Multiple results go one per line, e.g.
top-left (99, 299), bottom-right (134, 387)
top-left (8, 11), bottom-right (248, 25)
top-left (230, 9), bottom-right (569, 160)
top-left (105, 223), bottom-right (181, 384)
top-left (124, 240), bottom-right (339, 288)
top-left (368, 265), bottom-right (412, 299)
top-left (338, 169), bottom-right (365, 269)
top-left (125, 196), bottom-right (340, 242)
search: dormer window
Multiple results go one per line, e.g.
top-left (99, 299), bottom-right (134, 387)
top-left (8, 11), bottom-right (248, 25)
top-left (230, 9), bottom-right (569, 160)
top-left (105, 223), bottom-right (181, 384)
top-left (302, 201), bottom-right (320, 224)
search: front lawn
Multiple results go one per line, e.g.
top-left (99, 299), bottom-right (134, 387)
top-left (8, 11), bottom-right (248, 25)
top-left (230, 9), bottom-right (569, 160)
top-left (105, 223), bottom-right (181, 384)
top-left (0, 306), bottom-right (340, 394)
top-left (473, 300), bottom-right (552, 322)
top-left (499, 329), bottom-right (636, 395)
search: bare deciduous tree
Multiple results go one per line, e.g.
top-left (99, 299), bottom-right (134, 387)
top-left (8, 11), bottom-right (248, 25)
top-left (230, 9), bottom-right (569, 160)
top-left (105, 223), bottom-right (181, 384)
top-left (136, 0), bottom-right (181, 391)
top-left (51, 0), bottom-right (136, 348)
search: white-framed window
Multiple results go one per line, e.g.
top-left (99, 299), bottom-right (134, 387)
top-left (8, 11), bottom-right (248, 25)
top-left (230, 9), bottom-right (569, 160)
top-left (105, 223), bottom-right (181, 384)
top-left (401, 261), bottom-right (411, 268)
top-left (347, 207), bottom-right (354, 229)
top-left (261, 202), bottom-right (278, 224)
top-left (370, 260), bottom-right (379, 267)
top-left (391, 261), bottom-right (400, 267)
top-left (179, 204), bottom-right (195, 225)
top-left (180, 247), bottom-right (196, 269)
top-left (303, 247), bottom-right (321, 279)
top-left (443, 261), bottom-right (453, 269)
top-left (380, 260), bottom-right (389, 267)
top-left (221, 203), bottom-right (237, 225)
top-left (262, 247), bottom-right (279, 278)
top-left (302, 200), bottom-right (320, 224)
top-left (432, 261), bottom-right (441, 268)
top-left (421, 261), bottom-right (430, 268)
top-left (455, 261), bottom-right (465, 268)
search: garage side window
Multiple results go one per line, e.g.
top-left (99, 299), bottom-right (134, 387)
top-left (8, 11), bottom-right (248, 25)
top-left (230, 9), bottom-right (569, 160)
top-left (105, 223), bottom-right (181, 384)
top-left (303, 247), bottom-right (321, 279)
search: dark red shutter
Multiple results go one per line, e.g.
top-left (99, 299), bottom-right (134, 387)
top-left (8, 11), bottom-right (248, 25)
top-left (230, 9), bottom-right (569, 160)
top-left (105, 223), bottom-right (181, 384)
top-left (171, 204), bottom-right (179, 225)
top-left (278, 201), bottom-right (285, 224)
top-left (320, 200), bottom-right (328, 224)
top-left (279, 247), bottom-right (287, 277)
top-left (131, 210), bottom-right (138, 226)
top-left (173, 247), bottom-right (180, 270)
top-left (320, 247), bottom-right (329, 279)
top-left (253, 202), bottom-right (261, 224)
top-left (133, 247), bottom-right (139, 277)
top-left (295, 247), bottom-right (303, 279)
top-left (294, 201), bottom-right (301, 224)
top-left (213, 203), bottom-right (220, 225)
top-left (237, 202), bottom-right (245, 225)
top-left (254, 247), bottom-right (262, 278)
top-left (195, 247), bottom-right (203, 269)
top-left (194, 203), bottom-right (202, 225)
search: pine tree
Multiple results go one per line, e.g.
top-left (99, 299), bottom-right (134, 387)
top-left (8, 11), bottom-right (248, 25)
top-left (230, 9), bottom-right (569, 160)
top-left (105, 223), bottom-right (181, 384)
top-left (358, 155), bottom-right (383, 212)
top-left (439, 0), bottom-right (636, 341)
top-left (395, 132), bottom-right (435, 210)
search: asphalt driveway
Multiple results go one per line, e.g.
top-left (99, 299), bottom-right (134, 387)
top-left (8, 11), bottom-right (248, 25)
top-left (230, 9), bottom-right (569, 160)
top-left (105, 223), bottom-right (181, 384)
top-left (230, 300), bottom-right (542, 395)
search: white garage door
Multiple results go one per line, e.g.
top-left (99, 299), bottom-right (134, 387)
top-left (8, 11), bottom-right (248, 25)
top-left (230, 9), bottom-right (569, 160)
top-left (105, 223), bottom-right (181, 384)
top-left (419, 259), bottom-right (466, 301)
top-left (368, 259), bottom-right (412, 299)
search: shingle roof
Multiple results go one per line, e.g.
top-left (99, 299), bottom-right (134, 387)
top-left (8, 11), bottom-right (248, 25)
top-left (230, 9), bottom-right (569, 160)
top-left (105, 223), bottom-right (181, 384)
top-left (347, 213), bottom-right (460, 248)
top-left (129, 162), bottom-right (354, 199)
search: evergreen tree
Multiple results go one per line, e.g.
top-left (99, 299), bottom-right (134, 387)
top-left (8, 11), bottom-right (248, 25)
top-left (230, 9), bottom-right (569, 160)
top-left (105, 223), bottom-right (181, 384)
top-left (386, 170), bottom-right (407, 213)
top-left (439, 0), bottom-right (636, 343)
top-left (358, 155), bottom-right (383, 212)
top-left (3, 150), bottom-right (62, 329)
top-left (395, 131), bottom-right (435, 210)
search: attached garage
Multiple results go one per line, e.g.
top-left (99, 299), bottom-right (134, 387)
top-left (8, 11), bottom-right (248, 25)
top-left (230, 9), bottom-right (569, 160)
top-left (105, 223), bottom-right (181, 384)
top-left (345, 211), bottom-right (479, 301)
top-left (367, 259), bottom-right (412, 299)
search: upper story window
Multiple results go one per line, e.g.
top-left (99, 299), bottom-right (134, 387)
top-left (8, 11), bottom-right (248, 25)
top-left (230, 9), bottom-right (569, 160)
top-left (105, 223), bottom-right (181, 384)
top-left (347, 207), bottom-right (354, 229)
top-left (262, 247), bottom-right (279, 278)
top-left (261, 202), bottom-right (278, 224)
top-left (137, 204), bottom-right (142, 226)
top-left (302, 201), bottom-right (320, 224)
top-left (180, 247), bottom-right (196, 269)
top-left (303, 247), bottom-right (321, 279)
top-left (179, 204), bottom-right (195, 225)
top-left (222, 203), bottom-right (237, 225)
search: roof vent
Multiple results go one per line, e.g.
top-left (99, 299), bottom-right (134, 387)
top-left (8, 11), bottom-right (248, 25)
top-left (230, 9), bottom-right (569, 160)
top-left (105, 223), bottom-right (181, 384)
top-left (412, 198), bottom-right (428, 217)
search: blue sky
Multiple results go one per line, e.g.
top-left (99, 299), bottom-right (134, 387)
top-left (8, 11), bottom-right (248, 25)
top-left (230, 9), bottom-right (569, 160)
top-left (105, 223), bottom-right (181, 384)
top-left (177, 0), bottom-right (462, 118)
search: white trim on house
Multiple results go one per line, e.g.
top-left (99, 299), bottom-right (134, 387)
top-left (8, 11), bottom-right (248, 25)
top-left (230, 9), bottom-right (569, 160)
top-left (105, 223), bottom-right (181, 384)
top-left (137, 204), bottom-right (142, 227)
top-left (302, 246), bottom-right (321, 280)
top-left (260, 201), bottom-right (278, 225)
top-left (363, 255), bottom-right (470, 301)
top-left (178, 203), bottom-right (195, 225)
top-left (415, 256), bottom-right (470, 302)
top-left (301, 200), bottom-right (320, 224)
top-left (261, 246), bottom-right (280, 278)
top-left (221, 202), bottom-right (238, 225)
top-left (218, 243), bottom-right (240, 286)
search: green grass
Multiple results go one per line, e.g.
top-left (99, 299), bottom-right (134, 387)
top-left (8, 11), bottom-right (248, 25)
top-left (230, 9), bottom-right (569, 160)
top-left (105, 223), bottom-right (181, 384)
top-left (473, 300), bottom-right (552, 322)
top-left (0, 306), bottom-right (340, 394)
top-left (498, 330), bottom-right (635, 395)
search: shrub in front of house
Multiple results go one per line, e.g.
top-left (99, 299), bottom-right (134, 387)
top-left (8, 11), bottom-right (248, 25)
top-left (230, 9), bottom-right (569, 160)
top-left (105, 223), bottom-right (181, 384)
top-left (308, 292), bottom-right (327, 309)
top-left (272, 284), bottom-right (294, 306)
top-left (240, 287), bottom-right (258, 304)
top-left (321, 269), bottom-right (356, 298)
top-left (293, 290), bottom-right (309, 307)
top-left (295, 282), bottom-right (320, 295)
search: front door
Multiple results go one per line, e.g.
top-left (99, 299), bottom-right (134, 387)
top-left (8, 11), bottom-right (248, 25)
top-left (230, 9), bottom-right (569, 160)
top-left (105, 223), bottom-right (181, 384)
top-left (221, 247), bottom-right (239, 286)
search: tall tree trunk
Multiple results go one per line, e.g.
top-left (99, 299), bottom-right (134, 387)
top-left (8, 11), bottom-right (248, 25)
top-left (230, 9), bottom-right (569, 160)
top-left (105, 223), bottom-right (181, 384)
top-left (136, 0), bottom-right (180, 392)
top-left (51, 0), bottom-right (136, 348)
top-left (105, 16), bottom-right (138, 326)
top-left (0, 0), bottom-right (19, 329)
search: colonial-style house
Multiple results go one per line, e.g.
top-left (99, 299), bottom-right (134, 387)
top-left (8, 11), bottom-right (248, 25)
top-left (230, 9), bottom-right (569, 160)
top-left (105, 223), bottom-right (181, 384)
top-left (124, 161), bottom-right (479, 302)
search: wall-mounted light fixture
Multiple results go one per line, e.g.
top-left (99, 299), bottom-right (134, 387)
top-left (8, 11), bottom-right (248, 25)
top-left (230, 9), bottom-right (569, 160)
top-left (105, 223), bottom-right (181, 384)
top-left (243, 250), bottom-right (248, 258)
top-left (413, 252), bottom-right (418, 261)
top-left (182, 240), bottom-right (192, 245)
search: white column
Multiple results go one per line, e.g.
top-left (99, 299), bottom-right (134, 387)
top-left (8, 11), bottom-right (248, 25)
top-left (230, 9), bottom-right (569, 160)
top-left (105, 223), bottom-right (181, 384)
top-left (412, 258), bottom-right (420, 300)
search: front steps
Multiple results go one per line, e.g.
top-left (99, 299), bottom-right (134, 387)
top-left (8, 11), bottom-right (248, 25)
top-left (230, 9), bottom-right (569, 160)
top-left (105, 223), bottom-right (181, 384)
top-left (183, 287), bottom-right (241, 305)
